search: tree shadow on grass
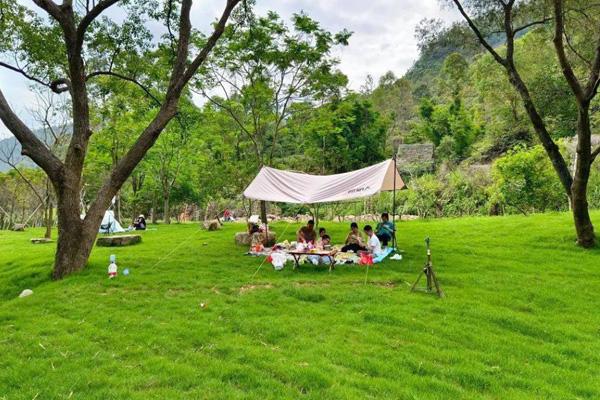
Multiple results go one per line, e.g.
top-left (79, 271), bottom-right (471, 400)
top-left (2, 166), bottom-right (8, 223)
top-left (0, 264), bottom-right (51, 301)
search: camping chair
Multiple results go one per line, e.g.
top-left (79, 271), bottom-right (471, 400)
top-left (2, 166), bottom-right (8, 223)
top-left (100, 221), bottom-right (113, 234)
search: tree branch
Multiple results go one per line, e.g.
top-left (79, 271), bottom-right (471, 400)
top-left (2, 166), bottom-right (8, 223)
top-left (31, 0), bottom-right (64, 23)
top-left (553, 0), bottom-right (586, 103)
top-left (584, 36), bottom-right (600, 101)
top-left (0, 61), bottom-right (52, 88)
top-left (87, 0), bottom-right (241, 222)
top-left (198, 88), bottom-right (260, 153)
top-left (180, 0), bottom-right (242, 88)
top-left (513, 17), bottom-right (553, 35)
top-left (5, 161), bottom-right (46, 205)
top-left (86, 71), bottom-right (162, 106)
top-left (451, 0), bottom-right (506, 66)
top-left (76, 0), bottom-right (121, 49)
top-left (166, 0), bottom-right (193, 95)
top-left (0, 89), bottom-right (64, 183)
top-left (564, 31), bottom-right (593, 68)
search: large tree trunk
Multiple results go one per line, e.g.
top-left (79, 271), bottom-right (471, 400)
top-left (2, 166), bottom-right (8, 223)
top-left (570, 106), bottom-right (596, 247)
top-left (52, 188), bottom-right (99, 279)
top-left (571, 184), bottom-right (595, 247)
top-left (0, 0), bottom-right (241, 280)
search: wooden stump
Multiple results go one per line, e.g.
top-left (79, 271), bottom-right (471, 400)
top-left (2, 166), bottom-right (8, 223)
top-left (96, 235), bottom-right (142, 247)
top-left (12, 224), bottom-right (26, 232)
top-left (234, 231), bottom-right (276, 246)
top-left (31, 238), bottom-right (54, 244)
top-left (235, 232), bottom-right (251, 246)
top-left (203, 219), bottom-right (221, 231)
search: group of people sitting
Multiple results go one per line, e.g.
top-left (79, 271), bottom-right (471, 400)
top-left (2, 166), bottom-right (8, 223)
top-left (296, 212), bottom-right (396, 259)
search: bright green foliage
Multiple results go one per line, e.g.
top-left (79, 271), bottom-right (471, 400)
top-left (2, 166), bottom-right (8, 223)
top-left (492, 145), bottom-right (568, 214)
top-left (198, 8), bottom-right (350, 168)
top-left (368, 73), bottom-right (417, 140)
top-left (410, 97), bottom-right (480, 162)
top-left (292, 95), bottom-right (387, 174)
top-left (399, 169), bottom-right (490, 217)
top-left (437, 52), bottom-right (469, 100)
top-left (1, 214), bottom-right (600, 398)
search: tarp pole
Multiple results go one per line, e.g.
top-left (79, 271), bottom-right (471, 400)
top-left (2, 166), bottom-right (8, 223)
top-left (392, 153), bottom-right (397, 250)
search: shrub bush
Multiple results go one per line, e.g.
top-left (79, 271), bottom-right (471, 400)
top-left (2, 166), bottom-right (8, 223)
top-left (491, 145), bottom-right (568, 214)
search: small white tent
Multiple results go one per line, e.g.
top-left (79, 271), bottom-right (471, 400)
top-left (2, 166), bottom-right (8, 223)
top-left (243, 159), bottom-right (405, 204)
top-left (99, 210), bottom-right (125, 234)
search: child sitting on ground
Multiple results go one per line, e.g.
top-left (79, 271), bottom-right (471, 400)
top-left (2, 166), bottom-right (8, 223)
top-left (316, 227), bottom-right (327, 246)
top-left (364, 225), bottom-right (383, 257)
top-left (308, 234), bottom-right (334, 265)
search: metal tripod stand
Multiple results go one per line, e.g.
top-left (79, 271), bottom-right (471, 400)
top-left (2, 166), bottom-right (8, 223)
top-left (411, 237), bottom-right (444, 297)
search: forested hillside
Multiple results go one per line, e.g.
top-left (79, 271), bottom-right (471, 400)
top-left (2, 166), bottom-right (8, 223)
top-left (363, 9), bottom-right (600, 218)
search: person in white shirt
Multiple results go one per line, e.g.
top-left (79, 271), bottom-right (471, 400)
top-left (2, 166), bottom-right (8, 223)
top-left (364, 225), bottom-right (383, 256)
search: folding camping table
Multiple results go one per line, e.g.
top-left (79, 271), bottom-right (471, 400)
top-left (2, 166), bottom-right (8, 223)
top-left (287, 249), bottom-right (338, 272)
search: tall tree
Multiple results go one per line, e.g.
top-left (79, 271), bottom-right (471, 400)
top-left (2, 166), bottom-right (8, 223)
top-left (196, 7), bottom-right (350, 222)
top-left (369, 72), bottom-right (417, 143)
top-left (0, 0), bottom-right (242, 278)
top-left (450, 0), bottom-right (600, 247)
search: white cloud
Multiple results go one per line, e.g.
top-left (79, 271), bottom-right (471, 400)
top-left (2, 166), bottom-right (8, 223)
top-left (0, 0), bottom-right (459, 137)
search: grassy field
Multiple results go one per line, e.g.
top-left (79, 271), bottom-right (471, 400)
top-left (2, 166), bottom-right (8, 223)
top-left (1, 212), bottom-right (600, 399)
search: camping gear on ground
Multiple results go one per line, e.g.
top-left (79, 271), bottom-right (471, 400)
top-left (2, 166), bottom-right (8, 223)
top-left (390, 253), bottom-right (403, 261)
top-left (359, 252), bottom-right (374, 265)
top-left (99, 210), bottom-right (126, 234)
top-left (270, 252), bottom-right (287, 270)
top-left (373, 247), bottom-right (395, 263)
top-left (411, 238), bottom-right (444, 297)
top-left (108, 262), bottom-right (118, 278)
top-left (334, 252), bottom-right (361, 265)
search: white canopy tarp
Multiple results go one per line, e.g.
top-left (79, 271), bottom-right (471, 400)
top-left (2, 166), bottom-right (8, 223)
top-left (243, 159), bottom-right (405, 204)
top-left (99, 210), bottom-right (125, 234)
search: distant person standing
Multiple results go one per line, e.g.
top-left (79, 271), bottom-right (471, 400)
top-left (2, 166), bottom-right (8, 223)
top-left (376, 212), bottom-right (395, 247)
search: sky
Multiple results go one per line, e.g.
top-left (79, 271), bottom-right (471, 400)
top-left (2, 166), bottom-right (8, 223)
top-left (0, 0), bottom-right (459, 139)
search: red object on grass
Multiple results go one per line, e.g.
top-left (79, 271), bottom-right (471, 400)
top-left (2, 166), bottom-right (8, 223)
top-left (359, 253), bottom-right (374, 265)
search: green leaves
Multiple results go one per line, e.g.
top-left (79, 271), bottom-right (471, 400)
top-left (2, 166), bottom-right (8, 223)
top-left (492, 145), bottom-right (567, 214)
top-left (197, 6), bottom-right (351, 172)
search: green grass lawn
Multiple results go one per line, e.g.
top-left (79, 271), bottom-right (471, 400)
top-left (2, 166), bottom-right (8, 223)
top-left (1, 212), bottom-right (600, 399)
